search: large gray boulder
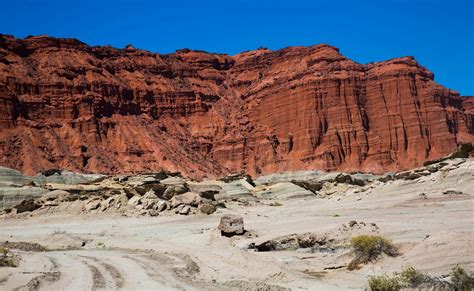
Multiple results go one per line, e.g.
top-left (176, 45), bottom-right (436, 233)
top-left (170, 192), bottom-right (201, 208)
top-left (200, 203), bottom-right (217, 215)
top-left (218, 215), bottom-right (245, 237)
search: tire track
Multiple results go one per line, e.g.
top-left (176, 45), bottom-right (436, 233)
top-left (79, 255), bottom-right (125, 288)
top-left (122, 254), bottom-right (167, 283)
top-left (78, 258), bottom-right (106, 290)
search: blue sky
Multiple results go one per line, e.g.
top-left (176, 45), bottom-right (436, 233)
top-left (1, 0), bottom-right (473, 95)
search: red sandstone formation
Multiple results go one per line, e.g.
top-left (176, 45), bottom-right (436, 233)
top-left (0, 34), bottom-right (472, 178)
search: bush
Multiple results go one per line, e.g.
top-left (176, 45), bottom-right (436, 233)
top-left (348, 235), bottom-right (398, 270)
top-left (451, 266), bottom-right (474, 290)
top-left (397, 266), bottom-right (428, 287)
top-left (0, 247), bottom-right (18, 267)
top-left (367, 275), bottom-right (400, 291)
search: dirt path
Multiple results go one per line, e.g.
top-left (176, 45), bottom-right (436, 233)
top-left (0, 160), bottom-right (473, 290)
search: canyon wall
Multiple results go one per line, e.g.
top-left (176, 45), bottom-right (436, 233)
top-left (0, 34), bottom-right (472, 178)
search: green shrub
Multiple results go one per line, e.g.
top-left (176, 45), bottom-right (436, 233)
top-left (451, 266), bottom-right (474, 290)
top-left (348, 235), bottom-right (398, 269)
top-left (367, 275), bottom-right (400, 291)
top-left (0, 247), bottom-right (18, 267)
top-left (397, 266), bottom-right (428, 287)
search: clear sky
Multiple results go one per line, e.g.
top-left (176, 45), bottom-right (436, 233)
top-left (1, 0), bottom-right (473, 95)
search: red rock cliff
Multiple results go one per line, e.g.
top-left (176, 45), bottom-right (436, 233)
top-left (0, 35), bottom-right (472, 178)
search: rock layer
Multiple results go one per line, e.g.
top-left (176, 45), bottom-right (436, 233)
top-left (0, 34), bottom-right (472, 178)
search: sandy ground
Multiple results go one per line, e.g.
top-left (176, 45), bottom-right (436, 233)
top-left (0, 160), bottom-right (473, 290)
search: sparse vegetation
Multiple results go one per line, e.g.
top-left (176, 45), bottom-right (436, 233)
top-left (0, 247), bottom-right (18, 267)
top-left (397, 266), bottom-right (429, 287)
top-left (52, 229), bottom-right (67, 235)
top-left (366, 266), bottom-right (473, 290)
top-left (450, 266), bottom-right (474, 290)
top-left (348, 235), bottom-right (397, 270)
top-left (367, 274), bottom-right (400, 291)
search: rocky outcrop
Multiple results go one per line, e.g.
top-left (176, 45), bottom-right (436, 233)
top-left (0, 34), bottom-right (472, 178)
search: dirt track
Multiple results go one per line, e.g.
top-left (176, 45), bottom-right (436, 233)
top-left (1, 160), bottom-right (473, 290)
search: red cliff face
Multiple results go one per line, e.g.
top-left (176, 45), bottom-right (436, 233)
top-left (0, 35), bottom-right (472, 178)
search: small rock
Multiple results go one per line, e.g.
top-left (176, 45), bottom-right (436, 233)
top-left (179, 205), bottom-right (191, 215)
top-left (218, 215), bottom-right (245, 237)
top-left (128, 196), bottom-right (141, 206)
top-left (200, 203), bottom-right (216, 215)
top-left (149, 210), bottom-right (159, 217)
top-left (153, 200), bottom-right (168, 212)
top-left (356, 196), bottom-right (362, 201)
top-left (175, 204), bottom-right (185, 213)
top-left (348, 220), bottom-right (358, 227)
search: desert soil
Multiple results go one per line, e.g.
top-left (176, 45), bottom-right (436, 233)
top-left (0, 161), bottom-right (473, 290)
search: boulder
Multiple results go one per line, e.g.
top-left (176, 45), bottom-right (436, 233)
top-left (200, 203), bottom-right (216, 215)
top-left (170, 192), bottom-right (201, 208)
top-left (162, 184), bottom-right (188, 200)
top-left (335, 174), bottom-right (366, 186)
top-left (291, 181), bottom-right (324, 194)
top-left (218, 215), bottom-right (245, 237)
top-left (143, 190), bottom-right (158, 200)
top-left (153, 200), bottom-right (168, 212)
top-left (199, 190), bottom-right (219, 201)
top-left (127, 196), bottom-right (141, 206)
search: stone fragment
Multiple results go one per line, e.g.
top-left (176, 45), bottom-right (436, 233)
top-left (170, 192), bottom-right (201, 208)
top-left (199, 203), bottom-right (216, 215)
top-left (128, 196), bottom-right (141, 206)
top-left (218, 215), bottom-right (245, 237)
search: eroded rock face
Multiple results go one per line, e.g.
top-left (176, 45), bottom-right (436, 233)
top-left (0, 35), bottom-right (472, 178)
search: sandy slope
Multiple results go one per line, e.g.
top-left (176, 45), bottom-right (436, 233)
top-left (0, 160), bottom-right (473, 290)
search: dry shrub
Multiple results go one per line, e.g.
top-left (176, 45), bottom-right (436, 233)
top-left (347, 235), bottom-right (397, 270)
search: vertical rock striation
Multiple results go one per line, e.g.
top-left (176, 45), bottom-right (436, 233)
top-left (0, 34), bottom-right (472, 178)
